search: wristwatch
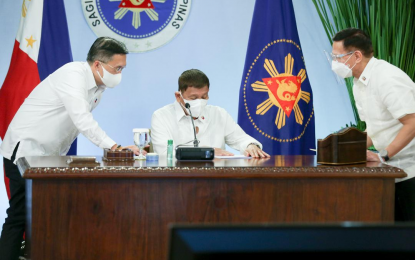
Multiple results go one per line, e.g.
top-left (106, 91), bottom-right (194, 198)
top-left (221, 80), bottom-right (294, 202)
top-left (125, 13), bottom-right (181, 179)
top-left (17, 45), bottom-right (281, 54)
top-left (379, 149), bottom-right (389, 162)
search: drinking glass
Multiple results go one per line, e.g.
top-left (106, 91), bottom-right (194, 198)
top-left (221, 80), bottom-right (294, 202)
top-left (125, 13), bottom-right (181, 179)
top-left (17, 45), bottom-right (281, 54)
top-left (133, 128), bottom-right (150, 160)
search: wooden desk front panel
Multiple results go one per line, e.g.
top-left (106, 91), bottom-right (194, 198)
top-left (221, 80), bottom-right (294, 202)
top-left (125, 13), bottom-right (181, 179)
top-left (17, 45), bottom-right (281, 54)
top-left (29, 177), bottom-right (394, 260)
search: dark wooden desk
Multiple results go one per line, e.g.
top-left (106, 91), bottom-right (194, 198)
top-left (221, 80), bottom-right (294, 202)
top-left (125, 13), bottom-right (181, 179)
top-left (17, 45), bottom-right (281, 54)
top-left (19, 155), bottom-right (406, 260)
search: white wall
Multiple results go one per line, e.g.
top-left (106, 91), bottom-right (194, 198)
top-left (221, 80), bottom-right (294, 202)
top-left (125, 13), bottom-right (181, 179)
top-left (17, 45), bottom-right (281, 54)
top-left (0, 0), bottom-right (354, 232)
top-left (0, 0), bottom-right (22, 233)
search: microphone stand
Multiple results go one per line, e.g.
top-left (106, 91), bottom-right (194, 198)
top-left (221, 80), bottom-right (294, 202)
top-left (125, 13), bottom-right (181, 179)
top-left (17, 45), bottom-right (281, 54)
top-left (175, 102), bottom-right (213, 160)
top-left (185, 103), bottom-right (199, 147)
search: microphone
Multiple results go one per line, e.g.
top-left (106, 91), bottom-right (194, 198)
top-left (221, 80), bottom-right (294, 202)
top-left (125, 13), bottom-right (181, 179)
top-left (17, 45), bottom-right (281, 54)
top-left (175, 102), bottom-right (214, 160)
top-left (185, 103), bottom-right (199, 147)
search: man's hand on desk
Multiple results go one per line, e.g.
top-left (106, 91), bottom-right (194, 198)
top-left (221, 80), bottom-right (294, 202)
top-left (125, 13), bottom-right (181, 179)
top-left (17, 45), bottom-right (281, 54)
top-left (110, 144), bottom-right (148, 156)
top-left (367, 150), bottom-right (382, 162)
top-left (214, 148), bottom-right (234, 156)
top-left (244, 144), bottom-right (270, 158)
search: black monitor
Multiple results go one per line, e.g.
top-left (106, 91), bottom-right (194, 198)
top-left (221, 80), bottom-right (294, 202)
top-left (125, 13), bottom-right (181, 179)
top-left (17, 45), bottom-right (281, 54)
top-left (168, 223), bottom-right (415, 260)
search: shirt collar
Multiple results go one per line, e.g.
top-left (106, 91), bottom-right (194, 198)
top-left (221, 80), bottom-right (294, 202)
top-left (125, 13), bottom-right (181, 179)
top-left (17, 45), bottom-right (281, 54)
top-left (84, 62), bottom-right (99, 90)
top-left (355, 57), bottom-right (377, 86)
top-left (173, 100), bottom-right (207, 124)
top-left (174, 100), bottom-right (187, 122)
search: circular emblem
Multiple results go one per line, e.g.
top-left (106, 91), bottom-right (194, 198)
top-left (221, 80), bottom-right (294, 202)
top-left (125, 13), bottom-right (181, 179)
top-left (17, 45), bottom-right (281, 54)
top-left (82, 0), bottom-right (192, 53)
top-left (243, 39), bottom-right (314, 142)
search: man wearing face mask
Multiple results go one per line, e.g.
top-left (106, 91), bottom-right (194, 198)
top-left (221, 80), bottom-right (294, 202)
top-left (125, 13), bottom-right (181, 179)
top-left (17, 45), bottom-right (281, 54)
top-left (331, 28), bottom-right (415, 221)
top-left (151, 69), bottom-right (270, 158)
top-left (0, 37), bottom-right (140, 259)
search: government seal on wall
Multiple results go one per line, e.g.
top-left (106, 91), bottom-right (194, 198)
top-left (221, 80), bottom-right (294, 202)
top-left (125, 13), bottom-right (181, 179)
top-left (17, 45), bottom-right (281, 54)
top-left (82, 0), bottom-right (192, 52)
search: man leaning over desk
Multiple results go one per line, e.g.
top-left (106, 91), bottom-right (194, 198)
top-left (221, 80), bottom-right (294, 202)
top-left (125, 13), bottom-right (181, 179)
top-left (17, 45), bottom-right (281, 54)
top-left (151, 69), bottom-right (270, 158)
top-left (331, 28), bottom-right (415, 221)
top-left (0, 37), bottom-right (140, 260)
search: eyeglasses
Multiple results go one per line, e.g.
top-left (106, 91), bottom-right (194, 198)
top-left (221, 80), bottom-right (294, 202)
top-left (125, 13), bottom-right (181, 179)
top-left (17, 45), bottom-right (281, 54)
top-left (100, 62), bottom-right (125, 73)
top-left (330, 51), bottom-right (355, 61)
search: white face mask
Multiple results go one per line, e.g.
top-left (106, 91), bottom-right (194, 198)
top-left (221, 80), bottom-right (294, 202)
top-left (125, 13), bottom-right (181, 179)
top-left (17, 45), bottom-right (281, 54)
top-left (97, 62), bottom-right (122, 88)
top-left (331, 52), bottom-right (357, 79)
top-left (180, 93), bottom-right (208, 118)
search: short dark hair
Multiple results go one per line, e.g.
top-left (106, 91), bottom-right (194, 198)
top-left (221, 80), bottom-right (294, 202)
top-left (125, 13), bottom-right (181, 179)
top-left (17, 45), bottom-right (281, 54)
top-left (333, 28), bottom-right (373, 58)
top-left (178, 69), bottom-right (210, 92)
top-left (87, 37), bottom-right (128, 64)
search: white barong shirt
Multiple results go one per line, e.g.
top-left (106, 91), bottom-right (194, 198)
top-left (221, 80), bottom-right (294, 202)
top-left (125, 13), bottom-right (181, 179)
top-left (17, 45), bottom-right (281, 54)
top-left (151, 101), bottom-right (262, 155)
top-left (0, 62), bottom-right (116, 165)
top-left (353, 57), bottom-right (415, 181)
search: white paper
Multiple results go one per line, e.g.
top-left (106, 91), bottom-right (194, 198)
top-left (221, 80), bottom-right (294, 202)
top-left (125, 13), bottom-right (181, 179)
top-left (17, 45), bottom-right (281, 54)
top-left (215, 155), bottom-right (252, 159)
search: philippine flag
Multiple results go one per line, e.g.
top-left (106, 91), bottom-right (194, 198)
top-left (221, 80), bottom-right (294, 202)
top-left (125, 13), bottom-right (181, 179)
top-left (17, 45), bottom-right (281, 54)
top-left (0, 0), bottom-right (75, 198)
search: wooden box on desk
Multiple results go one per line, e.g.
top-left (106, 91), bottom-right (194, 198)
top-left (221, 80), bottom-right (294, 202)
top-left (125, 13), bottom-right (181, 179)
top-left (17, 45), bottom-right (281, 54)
top-left (317, 127), bottom-right (367, 165)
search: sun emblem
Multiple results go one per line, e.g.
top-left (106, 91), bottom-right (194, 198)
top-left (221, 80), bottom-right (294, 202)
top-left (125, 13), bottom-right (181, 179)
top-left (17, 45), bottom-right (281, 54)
top-left (113, 0), bottom-right (166, 29)
top-left (251, 54), bottom-right (311, 129)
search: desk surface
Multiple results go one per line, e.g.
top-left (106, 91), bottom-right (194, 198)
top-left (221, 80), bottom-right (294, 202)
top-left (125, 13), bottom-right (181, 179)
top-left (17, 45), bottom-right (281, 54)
top-left (23, 155), bottom-right (405, 260)
top-left (20, 155), bottom-right (407, 179)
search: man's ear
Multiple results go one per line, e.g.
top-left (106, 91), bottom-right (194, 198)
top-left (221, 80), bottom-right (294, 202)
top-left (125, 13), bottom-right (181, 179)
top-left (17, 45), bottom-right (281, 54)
top-left (175, 91), bottom-right (181, 102)
top-left (91, 60), bottom-right (99, 70)
top-left (355, 51), bottom-right (363, 63)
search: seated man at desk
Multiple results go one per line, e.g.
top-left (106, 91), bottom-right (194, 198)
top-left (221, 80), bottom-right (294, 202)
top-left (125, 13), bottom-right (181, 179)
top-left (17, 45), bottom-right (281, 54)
top-left (151, 69), bottom-right (270, 158)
